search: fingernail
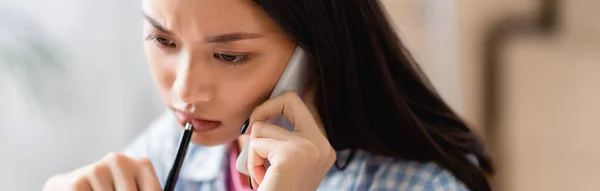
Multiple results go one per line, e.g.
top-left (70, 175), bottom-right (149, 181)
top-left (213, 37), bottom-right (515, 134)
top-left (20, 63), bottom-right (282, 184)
top-left (240, 119), bottom-right (250, 134)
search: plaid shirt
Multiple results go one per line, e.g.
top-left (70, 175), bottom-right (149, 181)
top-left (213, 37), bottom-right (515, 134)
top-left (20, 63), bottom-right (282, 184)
top-left (122, 111), bottom-right (469, 191)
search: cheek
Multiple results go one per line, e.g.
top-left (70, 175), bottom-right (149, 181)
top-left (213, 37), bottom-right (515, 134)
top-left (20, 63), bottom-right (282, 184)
top-left (218, 53), bottom-right (291, 117)
top-left (144, 45), bottom-right (175, 98)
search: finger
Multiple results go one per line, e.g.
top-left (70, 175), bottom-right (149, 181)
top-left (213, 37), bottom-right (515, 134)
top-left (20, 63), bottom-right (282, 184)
top-left (249, 91), bottom-right (318, 134)
top-left (60, 164), bottom-right (94, 191)
top-left (250, 148), bottom-right (266, 188)
top-left (250, 176), bottom-right (259, 190)
top-left (87, 164), bottom-right (115, 191)
top-left (249, 121), bottom-right (297, 141)
top-left (248, 137), bottom-right (281, 187)
top-left (70, 175), bottom-right (93, 191)
top-left (134, 158), bottom-right (162, 191)
top-left (105, 153), bottom-right (138, 191)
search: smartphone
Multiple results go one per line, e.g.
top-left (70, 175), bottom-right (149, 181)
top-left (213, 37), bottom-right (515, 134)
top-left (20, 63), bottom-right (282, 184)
top-left (235, 46), bottom-right (312, 176)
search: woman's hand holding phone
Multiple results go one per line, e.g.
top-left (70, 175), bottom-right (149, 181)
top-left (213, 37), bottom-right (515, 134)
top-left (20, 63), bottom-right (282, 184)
top-left (244, 91), bottom-right (336, 191)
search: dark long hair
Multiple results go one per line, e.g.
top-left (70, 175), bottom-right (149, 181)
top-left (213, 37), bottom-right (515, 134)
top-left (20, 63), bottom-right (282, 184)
top-left (253, 1), bottom-right (494, 190)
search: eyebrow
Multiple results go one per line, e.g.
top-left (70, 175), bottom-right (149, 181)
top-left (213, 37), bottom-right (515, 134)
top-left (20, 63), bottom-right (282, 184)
top-left (142, 13), bottom-right (263, 43)
top-left (205, 33), bottom-right (263, 43)
top-left (143, 13), bottom-right (173, 35)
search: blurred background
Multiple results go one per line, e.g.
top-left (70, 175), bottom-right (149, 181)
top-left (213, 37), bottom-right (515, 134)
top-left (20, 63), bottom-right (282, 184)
top-left (1, 0), bottom-right (598, 190)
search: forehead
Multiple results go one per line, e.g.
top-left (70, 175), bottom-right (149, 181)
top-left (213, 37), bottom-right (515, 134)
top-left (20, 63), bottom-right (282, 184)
top-left (142, 0), bottom-right (278, 40)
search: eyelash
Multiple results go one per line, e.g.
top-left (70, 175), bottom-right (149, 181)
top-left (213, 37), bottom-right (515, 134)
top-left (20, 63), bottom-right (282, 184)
top-left (213, 53), bottom-right (251, 65)
top-left (145, 33), bottom-right (251, 65)
top-left (145, 33), bottom-right (177, 48)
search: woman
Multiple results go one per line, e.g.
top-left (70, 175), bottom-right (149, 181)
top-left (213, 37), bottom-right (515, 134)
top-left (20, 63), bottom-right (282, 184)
top-left (43, 0), bottom-right (493, 190)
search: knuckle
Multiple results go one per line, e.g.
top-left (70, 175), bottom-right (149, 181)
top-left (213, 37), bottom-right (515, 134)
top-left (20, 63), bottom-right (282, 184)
top-left (329, 147), bottom-right (337, 161)
top-left (104, 152), bottom-right (120, 160)
top-left (308, 152), bottom-right (320, 164)
top-left (251, 122), bottom-right (265, 133)
top-left (105, 152), bottom-right (129, 166)
top-left (299, 139), bottom-right (320, 161)
top-left (42, 175), bottom-right (65, 191)
top-left (88, 164), bottom-right (106, 178)
top-left (252, 103), bottom-right (264, 112)
top-left (250, 104), bottom-right (267, 119)
top-left (124, 186), bottom-right (138, 191)
top-left (68, 176), bottom-right (89, 191)
top-left (137, 158), bottom-right (153, 168)
top-left (327, 148), bottom-right (337, 166)
top-left (283, 91), bottom-right (302, 102)
top-left (286, 145), bottom-right (305, 162)
top-left (282, 91), bottom-right (299, 98)
top-left (306, 141), bottom-right (320, 154)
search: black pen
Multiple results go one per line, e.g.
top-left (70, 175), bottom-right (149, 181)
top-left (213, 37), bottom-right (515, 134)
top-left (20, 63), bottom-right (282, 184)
top-left (163, 122), bottom-right (194, 191)
top-left (240, 119), bottom-right (254, 190)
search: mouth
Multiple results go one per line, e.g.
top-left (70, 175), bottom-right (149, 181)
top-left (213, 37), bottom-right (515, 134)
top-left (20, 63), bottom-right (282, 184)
top-left (172, 109), bottom-right (221, 133)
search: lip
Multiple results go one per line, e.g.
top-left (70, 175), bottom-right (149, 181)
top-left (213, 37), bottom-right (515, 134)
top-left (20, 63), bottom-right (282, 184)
top-left (172, 109), bottom-right (221, 132)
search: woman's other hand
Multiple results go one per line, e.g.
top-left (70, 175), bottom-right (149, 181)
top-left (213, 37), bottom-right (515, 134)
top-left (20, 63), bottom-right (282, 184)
top-left (42, 153), bottom-right (161, 191)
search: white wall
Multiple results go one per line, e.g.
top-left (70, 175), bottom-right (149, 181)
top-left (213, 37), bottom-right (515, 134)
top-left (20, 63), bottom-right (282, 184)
top-left (0, 1), bottom-right (164, 190)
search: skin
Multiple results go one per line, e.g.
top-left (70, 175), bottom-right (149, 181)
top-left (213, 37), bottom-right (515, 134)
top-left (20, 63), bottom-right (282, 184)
top-left (142, 0), bottom-right (330, 186)
top-left (42, 0), bottom-right (334, 190)
top-left (142, 0), bottom-right (296, 146)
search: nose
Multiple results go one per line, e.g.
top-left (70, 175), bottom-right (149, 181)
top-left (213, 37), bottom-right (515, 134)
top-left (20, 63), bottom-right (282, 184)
top-left (172, 49), bottom-right (215, 104)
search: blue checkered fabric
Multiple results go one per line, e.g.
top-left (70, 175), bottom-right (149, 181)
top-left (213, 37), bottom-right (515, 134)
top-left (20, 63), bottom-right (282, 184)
top-left (122, 111), bottom-right (470, 191)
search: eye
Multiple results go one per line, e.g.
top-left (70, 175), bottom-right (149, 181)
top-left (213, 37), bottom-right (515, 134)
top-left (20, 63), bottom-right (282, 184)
top-left (213, 53), bottom-right (249, 64)
top-left (145, 34), bottom-right (176, 48)
top-left (155, 37), bottom-right (176, 47)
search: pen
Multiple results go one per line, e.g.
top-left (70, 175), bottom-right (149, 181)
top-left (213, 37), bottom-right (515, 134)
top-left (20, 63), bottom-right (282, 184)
top-left (163, 122), bottom-right (194, 191)
top-left (240, 119), bottom-right (254, 189)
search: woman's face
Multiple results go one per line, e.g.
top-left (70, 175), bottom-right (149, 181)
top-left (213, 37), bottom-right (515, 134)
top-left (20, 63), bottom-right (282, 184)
top-left (142, 0), bottom-right (295, 146)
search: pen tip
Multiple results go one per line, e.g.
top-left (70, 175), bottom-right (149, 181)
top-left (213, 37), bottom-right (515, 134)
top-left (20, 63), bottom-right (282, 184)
top-left (184, 122), bottom-right (193, 131)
